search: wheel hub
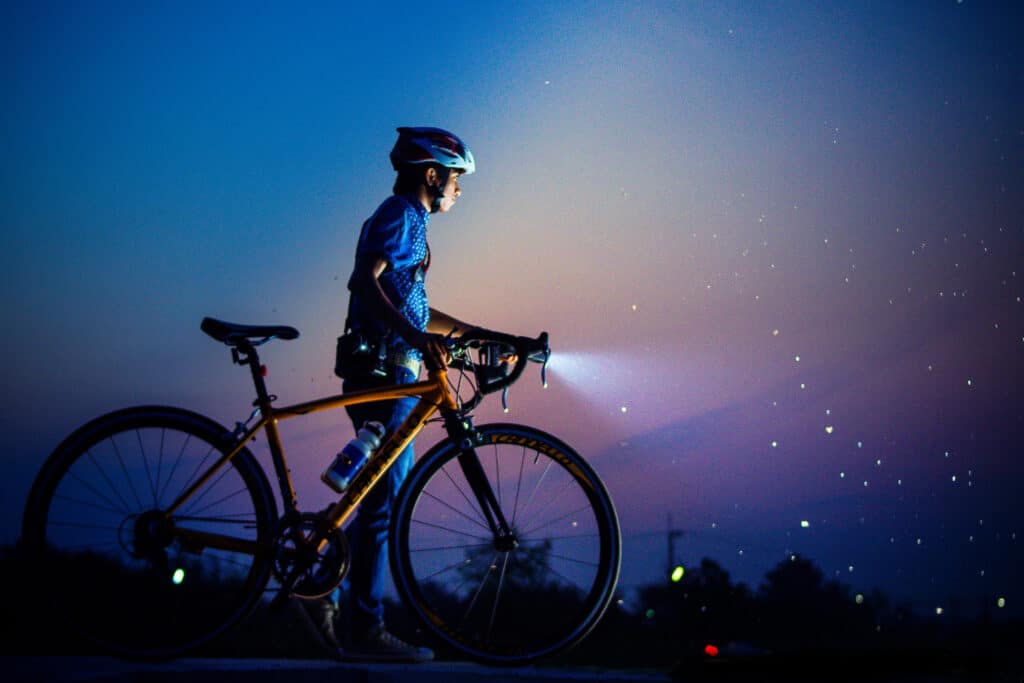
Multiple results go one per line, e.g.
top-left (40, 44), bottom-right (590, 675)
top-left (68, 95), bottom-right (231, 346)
top-left (127, 509), bottom-right (175, 558)
top-left (494, 533), bottom-right (519, 552)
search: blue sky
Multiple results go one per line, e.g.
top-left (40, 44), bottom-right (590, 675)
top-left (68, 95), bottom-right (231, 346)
top-left (3, 1), bottom-right (1022, 610)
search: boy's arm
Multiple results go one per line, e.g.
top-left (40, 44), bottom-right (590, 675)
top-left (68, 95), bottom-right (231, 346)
top-left (430, 309), bottom-right (508, 347)
top-left (348, 255), bottom-right (450, 369)
top-left (427, 308), bottom-right (476, 337)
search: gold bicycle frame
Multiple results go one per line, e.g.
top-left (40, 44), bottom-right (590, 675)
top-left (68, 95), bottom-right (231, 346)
top-left (165, 369), bottom-right (460, 557)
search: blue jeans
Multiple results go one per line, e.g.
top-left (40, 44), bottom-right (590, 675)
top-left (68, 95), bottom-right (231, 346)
top-left (339, 365), bottom-right (418, 632)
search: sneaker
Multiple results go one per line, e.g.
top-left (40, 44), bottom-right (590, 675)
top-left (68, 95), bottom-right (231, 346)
top-left (295, 597), bottom-right (343, 659)
top-left (343, 623), bottom-right (434, 663)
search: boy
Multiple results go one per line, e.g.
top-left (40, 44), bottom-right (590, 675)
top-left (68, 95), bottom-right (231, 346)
top-left (306, 127), bottom-right (484, 662)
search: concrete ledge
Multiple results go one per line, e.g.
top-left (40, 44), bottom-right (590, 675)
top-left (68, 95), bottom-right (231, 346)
top-left (5, 656), bottom-right (671, 683)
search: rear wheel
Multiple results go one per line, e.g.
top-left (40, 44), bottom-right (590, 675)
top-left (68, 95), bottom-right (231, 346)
top-left (21, 406), bottom-right (277, 658)
top-left (390, 423), bottom-right (620, 664)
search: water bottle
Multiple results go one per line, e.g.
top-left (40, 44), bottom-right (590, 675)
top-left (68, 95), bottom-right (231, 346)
top-left (321, 421), bottom-right (386, 493)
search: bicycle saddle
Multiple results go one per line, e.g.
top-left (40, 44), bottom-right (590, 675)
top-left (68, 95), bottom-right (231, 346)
top-left (201, 317), bottom-right (299, 344)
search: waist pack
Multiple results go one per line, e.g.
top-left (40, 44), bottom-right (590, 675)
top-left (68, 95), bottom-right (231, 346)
top-left (334, 330), bottom-right (388, 379)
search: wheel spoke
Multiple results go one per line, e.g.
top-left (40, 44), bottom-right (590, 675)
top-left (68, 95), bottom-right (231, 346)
top-left (439, 464), bottom-right (489, 528)
top-left (52, 492), bottom-right (127, 517)
top-left (110, 433), bottom-right (145, 510)
top-left (154, 429), bottom-right (166, 507)
top-left (202, 550), bottom-right (260, 572)
top-left (487, 551), bottom-right (511, 640)
top-left (409, 541), bottom-right (492, 553)
top-left (493, 444), bottom-right (501, 509)
top-left (545, 551), bottom-right (600, 568)
top-left (137, 429), bottom-right (159, 507)
top-left (410, 518), bottom-right (491, 542)
top-left (420, 489), bottom-right (491, 532)
top-left (448, 554), bottom-right (488, 598)
top-left (180, 465), bottom-right (235, 518)
top-left (66, 465), bottom-right (130, 517)
top-left (85, 449), bottom-right (133, 514)
top-left (47, 519), bottom-right (123, 532)
top-left (158, 432), bottom-right (193, 504)
top-left (538, 556), bottom-right (589, 595)
top-left (517, 532), bottom-right (600, 542)
top-left (185, 485), bottom-right (251, 519)
top-left (511, 446), bottom-right (526, 525)
top-left (518, 459), bottom-right (554, 528)
top-left (421, 555), bottom-right (476, 582)
top-left (460, 552), bottom-right (498, 627)
top-left (52, 540), bottom-right (122, 552)
top-left (517, 477), bottom-right (581, 534)
top-left (521, 504), bottom-right (594, 539)
top-left (172, 514), bottom-right (258, 525)
top-left (176, 442), bottom-right (219, 507)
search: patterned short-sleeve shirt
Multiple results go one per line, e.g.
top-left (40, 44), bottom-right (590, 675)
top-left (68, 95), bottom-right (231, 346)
top-left (348, 194), bottom-right (430, 359)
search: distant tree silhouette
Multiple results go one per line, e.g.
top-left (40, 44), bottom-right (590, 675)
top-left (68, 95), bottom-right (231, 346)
top-left (636, 557), bottom-right (756, 660)
top-left (756, 555), bottom-right (875, 650)
top-left (5, 540), bottom-right (1016, 672)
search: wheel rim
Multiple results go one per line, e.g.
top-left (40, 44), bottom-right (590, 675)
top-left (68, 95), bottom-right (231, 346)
top-left (28, 415), bottom-right (272, 657)
top-left (394, 427), bottom-right (619, 662)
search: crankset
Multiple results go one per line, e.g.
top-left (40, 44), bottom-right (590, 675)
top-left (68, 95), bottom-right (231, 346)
top-left (270, 512), bottom-right (350, 599)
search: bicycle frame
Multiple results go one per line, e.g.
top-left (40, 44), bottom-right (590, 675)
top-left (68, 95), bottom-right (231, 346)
top-left (162, 342), bottom-right (465, 560)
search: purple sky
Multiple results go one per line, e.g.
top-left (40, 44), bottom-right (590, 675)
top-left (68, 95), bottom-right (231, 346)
top-left (3, 1), bottom-right (1021, 613)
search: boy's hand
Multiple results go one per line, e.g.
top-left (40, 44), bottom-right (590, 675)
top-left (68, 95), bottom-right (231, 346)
top-left (408, 330), bottom-right (451, 371)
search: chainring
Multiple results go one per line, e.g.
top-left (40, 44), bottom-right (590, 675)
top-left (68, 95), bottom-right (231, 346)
top-left (271, 512), bottom-right (350, 599)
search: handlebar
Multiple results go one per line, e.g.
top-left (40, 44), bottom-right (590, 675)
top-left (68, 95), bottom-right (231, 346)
top-left (449, 330), bottom-right (550, 406)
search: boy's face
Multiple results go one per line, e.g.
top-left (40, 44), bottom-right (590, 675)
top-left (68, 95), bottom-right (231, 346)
top-left (432, 169), bottom-right (463, 213)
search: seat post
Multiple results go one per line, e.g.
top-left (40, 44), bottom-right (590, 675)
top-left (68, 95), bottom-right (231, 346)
top-left (234, 343), bottom-right (272, 408)
top-left (235, 340), bottom-right (299, 512)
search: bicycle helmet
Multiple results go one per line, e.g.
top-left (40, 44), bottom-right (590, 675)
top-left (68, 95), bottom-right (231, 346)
top-left (390, 127), bottom-right (476, 175)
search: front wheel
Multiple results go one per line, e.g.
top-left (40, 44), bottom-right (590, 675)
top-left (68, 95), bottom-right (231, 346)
top-left (21, 406), bottom-right (278, 658)
top-left (390, 424), bottom-right (621, 665)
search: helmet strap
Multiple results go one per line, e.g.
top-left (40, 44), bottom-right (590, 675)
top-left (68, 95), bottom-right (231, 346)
top-left (428, 166), bottom-right (451, 213)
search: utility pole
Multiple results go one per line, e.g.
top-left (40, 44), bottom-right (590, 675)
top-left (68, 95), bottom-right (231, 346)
top-left (667, 512), bottom-right (684, 578)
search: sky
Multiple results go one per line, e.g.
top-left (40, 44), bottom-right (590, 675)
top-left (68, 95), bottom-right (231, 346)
top-left (2, 1), bottom-right (1022, 616)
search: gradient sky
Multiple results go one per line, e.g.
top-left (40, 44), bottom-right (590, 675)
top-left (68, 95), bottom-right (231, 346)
top-left (3, 1), bottom-right (1022, 615)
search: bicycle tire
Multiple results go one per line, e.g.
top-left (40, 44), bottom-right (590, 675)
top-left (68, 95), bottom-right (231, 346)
top-left (21, 406), bottom-right (278, 659)
top-left (390, 423), bottom-right (620, 665)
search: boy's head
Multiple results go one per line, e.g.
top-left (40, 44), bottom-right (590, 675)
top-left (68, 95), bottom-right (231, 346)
top-left (390, 127), bottom-right (474, 213)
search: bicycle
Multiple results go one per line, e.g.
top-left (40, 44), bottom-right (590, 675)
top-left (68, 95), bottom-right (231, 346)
top-left (21, 317), bottom-right (620, 665)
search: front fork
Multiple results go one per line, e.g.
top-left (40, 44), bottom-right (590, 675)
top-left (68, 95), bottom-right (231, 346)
top-left (445, 414), bottom-right (516, 547)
